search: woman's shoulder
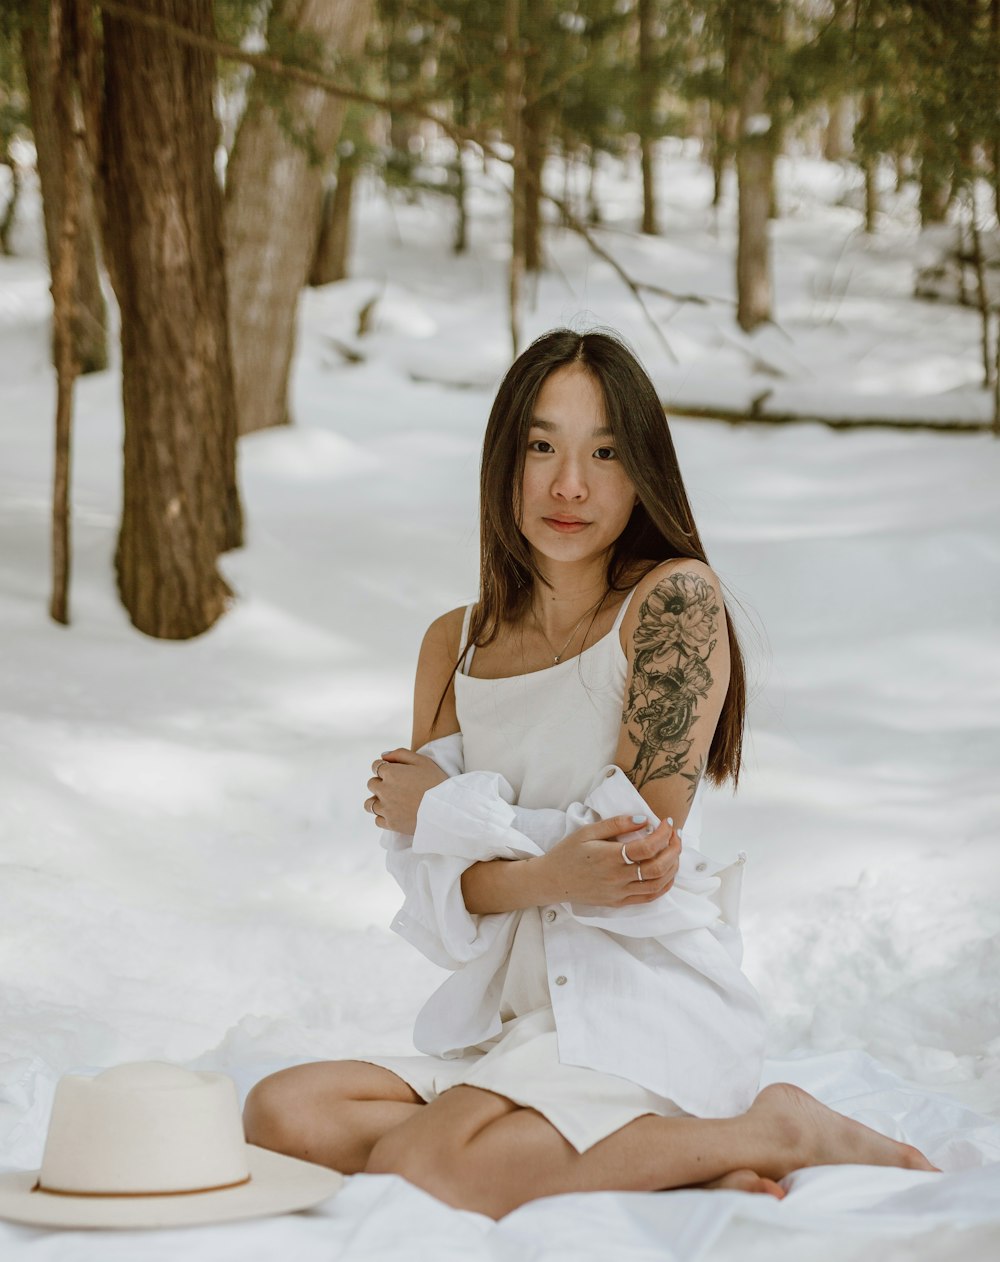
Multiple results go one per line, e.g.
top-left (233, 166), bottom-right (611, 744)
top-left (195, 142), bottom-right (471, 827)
top-left (619, 558), bottom-right (725, 651)
top-left (627, 556), bottom-right (721, 599)
top-left (422, 602), bottom-right (474, 660)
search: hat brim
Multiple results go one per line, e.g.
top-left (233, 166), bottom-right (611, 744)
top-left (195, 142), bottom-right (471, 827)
top-left (0, 1144), bottom-right (344, 1230)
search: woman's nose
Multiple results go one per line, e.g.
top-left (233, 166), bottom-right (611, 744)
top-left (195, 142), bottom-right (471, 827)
top-left (550, 457), bottom-right (588, 500)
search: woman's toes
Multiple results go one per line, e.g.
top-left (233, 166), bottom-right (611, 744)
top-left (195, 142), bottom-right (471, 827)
top-left (703, 1168), bottom-right (786, 1199)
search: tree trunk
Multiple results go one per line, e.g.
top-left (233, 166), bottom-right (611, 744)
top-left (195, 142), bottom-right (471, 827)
top-left (992, 0), bottom-right (1000, 222)
top-left (823, 96), bottom-right (852, 162)
top-left (0, 132), bottom-right (20, 255)
top-left (98, 0), bottom-right (242, 639)
top-left (732, 3), bottom-right (780, 332)
top-left (919, 133), bottom-right (952, 226)
top-left (504, 0), bottom-right (526, 356)
top-left (224, 0), bottom-right (374, 435)
top-left (710, 104), bottom-right (738, 209)
top-left (860, 90), bottom-right (879, 233)
top-left (637, 0), bottom-right (658, 234)
top-left (309, 153), bottom-right (357, 285)
top-left (21, 0), bottom-right (108, 373)
top-left (587, 144), bottom-right (601, 224)
top-left (522, 98), bottom-right (546, 273)
top-left (452, 78), bottom-right (470, 255)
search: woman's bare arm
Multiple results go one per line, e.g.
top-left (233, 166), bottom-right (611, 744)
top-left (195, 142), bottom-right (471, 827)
top-left (409, 608), bottom-right (554, 913)
top-left (611, 559), bottom-right (731, 828)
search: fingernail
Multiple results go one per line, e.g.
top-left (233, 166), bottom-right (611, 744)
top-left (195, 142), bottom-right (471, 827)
top-left (667, 817), bottom-right (674, 826)
top-left (631, 814), bottom-right (646, 823)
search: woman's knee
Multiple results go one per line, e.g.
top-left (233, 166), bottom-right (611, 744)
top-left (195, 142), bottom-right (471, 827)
top-left (365, 1116), bottom-right (458, 1191)
top-left (243, 1069), bottom-right (308, 1153)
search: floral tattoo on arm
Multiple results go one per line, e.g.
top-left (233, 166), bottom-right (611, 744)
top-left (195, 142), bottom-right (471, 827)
top-left (622, 571), bottom-right (720, 802)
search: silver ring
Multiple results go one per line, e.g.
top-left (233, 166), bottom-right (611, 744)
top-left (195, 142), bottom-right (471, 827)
top-left (621, 841), bottom-right (635, 865)
top-left (637, 864), bottom-right (644, 882)
top-left (375, 759), bottom-right (387, 776)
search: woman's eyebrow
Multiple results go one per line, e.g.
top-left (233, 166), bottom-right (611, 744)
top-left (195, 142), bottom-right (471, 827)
top-left (530, 415), bottom-right (613, 438)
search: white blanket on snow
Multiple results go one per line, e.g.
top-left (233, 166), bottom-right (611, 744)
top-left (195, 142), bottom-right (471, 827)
top-left (1, 1047), bottom-right (999, 1259)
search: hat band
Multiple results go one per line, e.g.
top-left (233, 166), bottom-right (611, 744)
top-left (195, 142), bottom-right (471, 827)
top-left (31, 1175), bottom-right (252, 1198)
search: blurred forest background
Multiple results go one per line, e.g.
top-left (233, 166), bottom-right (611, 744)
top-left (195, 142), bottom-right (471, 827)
top-left (0, 0), bottom-right (998, 640)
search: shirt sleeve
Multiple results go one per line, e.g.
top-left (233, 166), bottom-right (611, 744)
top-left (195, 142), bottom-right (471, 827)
top-left (499, 766), bottom-right (730, 938)
top-left (378, 733), bottom-right (547, 970)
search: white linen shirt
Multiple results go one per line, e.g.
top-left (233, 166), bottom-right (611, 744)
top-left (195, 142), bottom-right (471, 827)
top-left (379, 732), bottom-right (767, 1118)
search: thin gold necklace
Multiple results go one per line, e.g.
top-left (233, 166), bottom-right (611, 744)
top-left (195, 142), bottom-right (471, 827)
top-left (530, 590), bottom-right (609, 664)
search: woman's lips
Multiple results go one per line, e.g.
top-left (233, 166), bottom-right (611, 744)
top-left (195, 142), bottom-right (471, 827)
top-left (543, 518), bottom-right (589, 533)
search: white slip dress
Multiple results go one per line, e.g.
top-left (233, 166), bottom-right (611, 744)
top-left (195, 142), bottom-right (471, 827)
top-left (357, 583), bottom-right (698, 1154)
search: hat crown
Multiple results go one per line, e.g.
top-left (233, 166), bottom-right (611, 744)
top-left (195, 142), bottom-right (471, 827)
top-left (39, 1061), bottom-right (250, 1196)
top-left (94, 1062), bottom-right (199, 1090)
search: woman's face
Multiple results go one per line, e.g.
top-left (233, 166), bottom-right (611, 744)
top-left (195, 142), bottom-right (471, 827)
top-left (518, 363), bottom-right (638, 566)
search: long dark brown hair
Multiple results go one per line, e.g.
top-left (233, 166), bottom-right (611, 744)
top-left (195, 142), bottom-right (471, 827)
top-left (432, 326), bottom-right (748, 791)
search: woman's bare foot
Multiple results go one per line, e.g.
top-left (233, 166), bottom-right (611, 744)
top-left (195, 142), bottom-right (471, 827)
top-left (748, 1083), bottom-right (940, 1182)
top-left (702, 1168), bottom-right (786, 1199)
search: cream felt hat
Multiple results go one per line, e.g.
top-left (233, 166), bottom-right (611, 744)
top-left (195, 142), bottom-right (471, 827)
top-left (0, 1061), bottom-right (344, 1230)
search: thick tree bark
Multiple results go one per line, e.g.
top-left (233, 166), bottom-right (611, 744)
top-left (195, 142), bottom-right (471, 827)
top-left (224, 0), bottom-right (374, 435)
top-left (309, 154), bottom-right (357, 285)
top-left (99, 0), bottom-right (242, 639)
top-left (21, 0), bottom-right (108, 373)
top-left (637, 0), bottom-right (658, 234)
top-left (731, 3), bottom-right (781, 332)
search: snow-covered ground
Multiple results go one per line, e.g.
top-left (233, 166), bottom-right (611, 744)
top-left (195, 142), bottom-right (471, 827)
top-left (1, 145), bottom-right (999, 1258)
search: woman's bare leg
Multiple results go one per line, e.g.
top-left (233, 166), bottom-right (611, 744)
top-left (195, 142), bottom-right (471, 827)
top-left (364, 1082), bottom-right (938, 1219)
top-left (243, 1060), bottom-right (427, 1174)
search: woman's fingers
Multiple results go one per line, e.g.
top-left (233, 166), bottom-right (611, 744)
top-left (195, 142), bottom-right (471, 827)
top-left (620, 822), bottom-right (678, 861)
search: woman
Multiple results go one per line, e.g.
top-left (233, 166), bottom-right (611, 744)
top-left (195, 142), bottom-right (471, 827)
top-left (243, 328), bottom-right (936, 1219)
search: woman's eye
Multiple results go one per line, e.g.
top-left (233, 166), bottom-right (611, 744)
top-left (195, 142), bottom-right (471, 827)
top-left (528, 441), bottom-right (617, 460)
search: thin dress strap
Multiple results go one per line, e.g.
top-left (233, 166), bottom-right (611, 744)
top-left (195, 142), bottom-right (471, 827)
top-left (458, 601), bottom-right (476, 676)
top-left (610, 582), bottom-right (642, 638)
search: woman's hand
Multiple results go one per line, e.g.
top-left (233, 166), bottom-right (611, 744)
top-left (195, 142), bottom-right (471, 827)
top-left (365, 747), bottom-right (449, 835)
top-left (534, 814), bottom-right (681, 907)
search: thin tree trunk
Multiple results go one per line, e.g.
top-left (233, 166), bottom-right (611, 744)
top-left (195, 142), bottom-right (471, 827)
top-left (21, 0), bottom-right (108, 373)
top-left (860, 90), bottom-right (879, 233)
top-left (968, 188), bottom-right (993, 389)
top-left (522, 98), bottom-right (546, 272)
top-left (309, 153), bottom-right (357, 285)
top-left (0, 139), bottom-right (19, 254)
top-left (48, 0), bottom-right (85, 626)
top-left (452, 78), bottom-right (470, 254)
top-left (504, 0), bottom-right (525, 356)
top-left (224, 0), bottom-right (374, 435)
top-left (587, 145), bottom-right (601, 224)
top-left (732, 3), bottom-right (780, 332)
top-left (993, 0), bottom-right (1000, 222)
top-left (99, 0), bottom-right (242, 639)
top-left (919, 133), bottom-right (952, 226)
top-left (637, 0), bottom-right (658, 234)
top-left (710, 104), bottom-right (738, 208)
top-left (823, 96), bottom-right (851, 161)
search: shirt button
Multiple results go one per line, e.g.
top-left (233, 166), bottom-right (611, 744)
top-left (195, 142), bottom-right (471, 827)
top-left (604, 768), bottom-right (615, 778)
top-left (545, 909), bottom-right (557, 922)
top-left (695, 862), bottom-right (707, 872)
top-left (554, 975), bottom-right (567, 986)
